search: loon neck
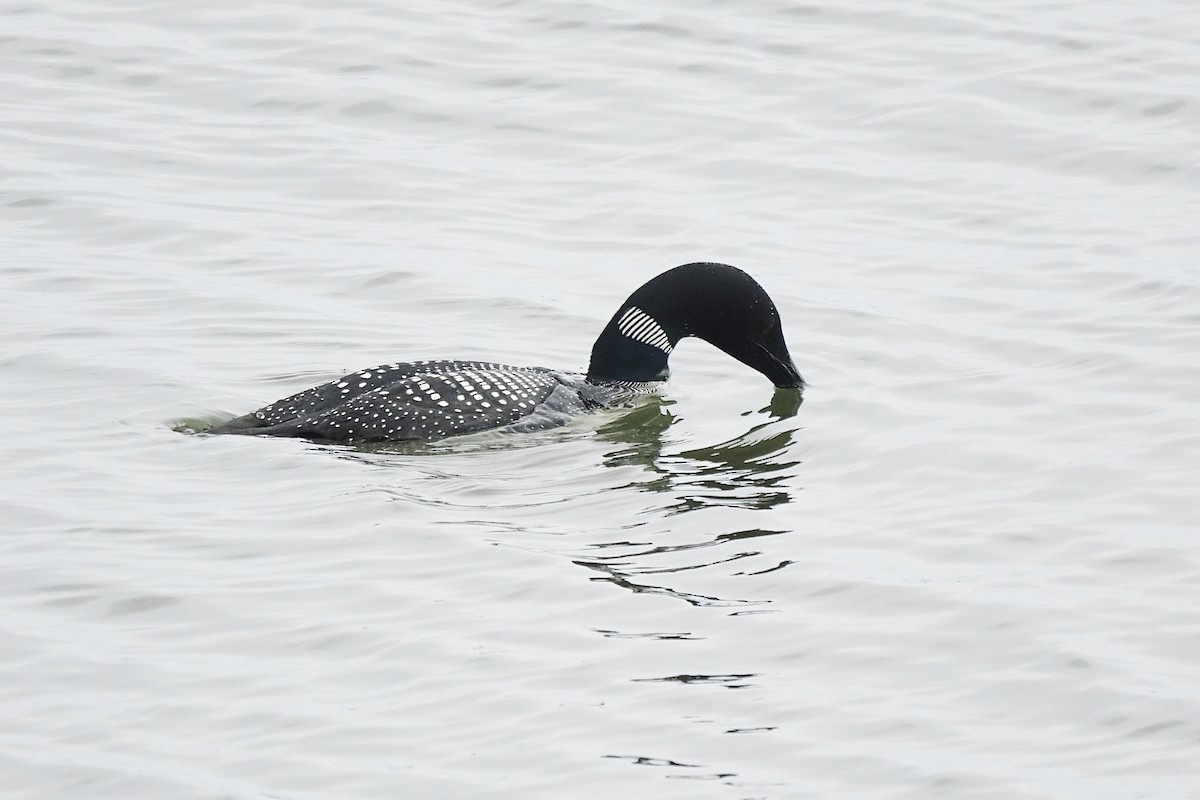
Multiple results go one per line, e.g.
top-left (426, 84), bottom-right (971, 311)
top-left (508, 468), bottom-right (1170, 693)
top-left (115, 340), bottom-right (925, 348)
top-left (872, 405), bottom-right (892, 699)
top-left (585, 303), bottom-right (679, 384)
top-left (583, 262), bottom-right (803, 389)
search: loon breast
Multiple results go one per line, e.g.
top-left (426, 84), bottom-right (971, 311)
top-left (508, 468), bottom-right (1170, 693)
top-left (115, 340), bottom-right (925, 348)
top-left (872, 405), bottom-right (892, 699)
top-left (211, 360), bottom-right (573, 442)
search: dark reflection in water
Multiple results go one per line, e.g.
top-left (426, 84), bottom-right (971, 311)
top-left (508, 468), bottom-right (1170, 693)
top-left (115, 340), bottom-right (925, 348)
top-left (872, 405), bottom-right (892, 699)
top-left (573, 528), bottom-right (789, 608)
top-left (632, 673), bottom-right (757, 688)
top-left (575, 559), bottom-right (769, 608)
top-left (594, 389), bottom-right (804, 513)
top-left (603, 754), bottom-right (705, 769)
top-left (602, 754), bottom-right (739, 783)
top-left (574, 391), bottom-right (804, 608)
top-left (260, 388), bottom-right (806, 611)
top-left (592, 628), bottom-right (701, 640)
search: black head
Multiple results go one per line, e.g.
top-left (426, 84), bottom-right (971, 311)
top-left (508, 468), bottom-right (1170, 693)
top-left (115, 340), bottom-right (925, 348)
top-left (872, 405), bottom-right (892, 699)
top-left (586, 262), bottom-right (804, 388)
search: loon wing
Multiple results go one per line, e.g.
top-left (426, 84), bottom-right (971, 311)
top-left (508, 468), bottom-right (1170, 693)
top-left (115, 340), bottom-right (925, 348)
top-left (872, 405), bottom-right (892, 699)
top-left (212, 361), bottom-right (563, 442)
top-left (214, 361), bottom-right (430, 432)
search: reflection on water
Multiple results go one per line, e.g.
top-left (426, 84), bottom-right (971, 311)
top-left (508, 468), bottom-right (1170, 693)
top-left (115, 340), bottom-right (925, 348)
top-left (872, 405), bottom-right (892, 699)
top-left (572, 393), bottom-right (804, 608)
top-left (632, 673), bottom-right (758, 688)
top-left (596, 388), bottom-right (804, 513)
top-left (214, 388), bottom-right (807, 613)
top-left (592, 628), bottom-right (701, 640)
top-left (573, 528), bottom-right (790, 608)
top-left (762, 387), bottom-right (804, 420)
top-left (602, 753), bottom-right (743, 784)
top-left (329, 391), bottom-right (810, 611)
top-left (575, 558), bottom-right (770, 608)
top-left (603, 755), bottom-right (705, 768)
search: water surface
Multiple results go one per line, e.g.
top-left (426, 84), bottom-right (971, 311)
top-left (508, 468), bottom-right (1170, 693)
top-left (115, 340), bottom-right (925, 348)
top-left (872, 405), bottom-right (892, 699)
top-left (3, 0), bottom-right (1199, 798)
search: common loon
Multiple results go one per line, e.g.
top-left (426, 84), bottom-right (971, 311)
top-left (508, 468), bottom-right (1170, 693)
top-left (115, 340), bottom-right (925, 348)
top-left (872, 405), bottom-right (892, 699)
top-left (209, 262), bottom-right (803, 443)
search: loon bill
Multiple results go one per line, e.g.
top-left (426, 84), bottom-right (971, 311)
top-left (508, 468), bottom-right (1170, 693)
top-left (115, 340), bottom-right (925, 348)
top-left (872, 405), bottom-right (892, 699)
top-left (208, 262), bottom-right (803, 443)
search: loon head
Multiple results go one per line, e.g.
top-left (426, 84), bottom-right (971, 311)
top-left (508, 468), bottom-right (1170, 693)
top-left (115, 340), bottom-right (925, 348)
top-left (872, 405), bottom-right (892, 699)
top-left (585, 262), bottom-right (804, 389)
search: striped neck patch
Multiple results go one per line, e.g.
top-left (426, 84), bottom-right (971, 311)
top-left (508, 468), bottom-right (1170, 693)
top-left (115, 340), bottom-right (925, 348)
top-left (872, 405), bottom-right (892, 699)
top-left (617, 305), bottom-right (673, 353)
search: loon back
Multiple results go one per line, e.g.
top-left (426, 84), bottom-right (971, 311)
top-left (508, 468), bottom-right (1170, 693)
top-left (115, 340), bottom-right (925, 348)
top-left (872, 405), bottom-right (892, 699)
top-left (208, 262), bottom-right (802, 443)
top-left (211, 361), bottom-right (575, 440)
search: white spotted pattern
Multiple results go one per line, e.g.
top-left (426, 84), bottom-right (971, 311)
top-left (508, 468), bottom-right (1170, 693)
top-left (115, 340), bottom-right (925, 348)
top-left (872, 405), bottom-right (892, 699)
top-left (617, 306), bottom-right (672, 353)
top-left (219, 360), bottom-right (570, 443)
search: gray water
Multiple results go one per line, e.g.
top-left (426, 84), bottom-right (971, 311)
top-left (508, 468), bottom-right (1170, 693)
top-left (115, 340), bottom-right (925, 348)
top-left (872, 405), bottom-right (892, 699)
top-left (3, 0), bottom-right (1199, 797)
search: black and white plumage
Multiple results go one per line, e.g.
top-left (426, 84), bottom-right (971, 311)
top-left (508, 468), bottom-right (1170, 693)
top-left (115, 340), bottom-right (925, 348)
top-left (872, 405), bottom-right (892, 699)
top-left (209, 262), bottom-right (803, 443)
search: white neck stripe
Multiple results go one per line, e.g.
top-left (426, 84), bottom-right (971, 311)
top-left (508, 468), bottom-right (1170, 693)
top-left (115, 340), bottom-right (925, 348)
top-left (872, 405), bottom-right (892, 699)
top-left (618, 306), bottom-right (673, 354)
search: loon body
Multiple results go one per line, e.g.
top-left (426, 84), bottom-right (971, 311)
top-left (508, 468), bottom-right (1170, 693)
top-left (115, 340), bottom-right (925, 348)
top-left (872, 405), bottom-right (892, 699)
top-left (209, 262), bottom-right (803, 443)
